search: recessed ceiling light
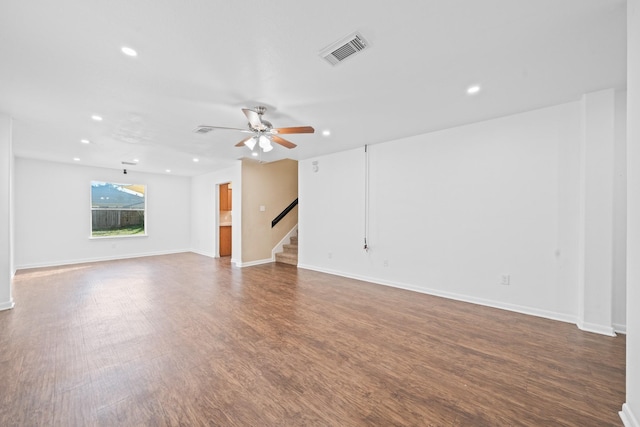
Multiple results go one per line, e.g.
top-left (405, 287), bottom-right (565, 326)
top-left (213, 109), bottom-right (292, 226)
top-left (121, 46), bottom-right (138, 57)
top-left (91, 115), bottom-right (103, 121)
top-left (467, 85), bottom-right (481, 95)
top-left (73, 157), bottom-right (80, 161)
top-left (251, 152), bottom-right (258, 157)
top-left (322, 130), bottom-right (331, 137)
top-left (165, 169), bottom-right (171, 173)
top-left (80, 139), bottom-right (90, 144)
top-left (193, 158), bottom-right (199, 162)
top-left (133, 159), bottom-right (139, 163)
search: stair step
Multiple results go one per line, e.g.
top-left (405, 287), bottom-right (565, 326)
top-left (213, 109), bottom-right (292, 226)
top-left (275, 252), bottom-right (298, 266)
top-left (283, 243), bottom-right (298, 253)
top-left (276, 230), bottom-right (298, 266)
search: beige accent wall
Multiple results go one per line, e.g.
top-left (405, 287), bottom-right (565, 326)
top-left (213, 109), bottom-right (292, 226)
top-left (241, 158), bottom-right (298, 262)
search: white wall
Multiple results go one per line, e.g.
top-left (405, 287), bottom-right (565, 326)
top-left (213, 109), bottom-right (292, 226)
top-left (578, 89), bottom-right (616, 335)
top-left (300, 98), bottom-right (626, 329)
top-left (0, 113), bottom-right (14, 310)
top-left (14, 158), bottom-right (191, 269)
top-left (614, 90), bottom-right (628, 332)
top-left (299, 146), bottom-right (367, 274)
top-left (622, 0), bottom-right (640, 424)
top-left (190, 163), bottom-right (241, 263)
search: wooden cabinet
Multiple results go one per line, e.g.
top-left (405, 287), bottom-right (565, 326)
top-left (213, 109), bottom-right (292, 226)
top-left (220, 184), bottom-right (232, 211)
top-left (219, 182), bottom-right (232, 257)
top-left (219, 226), bottom-right (232, 256)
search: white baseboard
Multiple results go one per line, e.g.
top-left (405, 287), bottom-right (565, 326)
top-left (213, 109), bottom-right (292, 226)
top-left (577, 321), bottom-right (617, 337)
top-left (190, 249), bottom-right (216, 258)
top-left (235, 258), bottom-right (273, 268)
top-left (621, 403), bottom-right (640, 427)
top-left (15, 249), bottom-right (191, 271)
top-left (0, 299), bottom-right (15, 311)
top-left (613, 323), bottom-right (627, 334)
top-left (297, 263), bottom-right (582, 329)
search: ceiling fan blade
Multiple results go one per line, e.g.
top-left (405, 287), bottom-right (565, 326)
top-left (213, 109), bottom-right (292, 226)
top-left (242, 108), bottom-right (265, 130)
top-left (235, 136), bottom-right (254, 147)
top-left (195, 125), bottom-right (252, 134)
top-left (272, 126), bottom-right (315, 134)
top-left (272, 135), bottom-right (297, 149)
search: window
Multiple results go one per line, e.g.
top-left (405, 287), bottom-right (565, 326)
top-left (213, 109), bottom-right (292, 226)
top-left (91, 181), bottom-right (146, 237)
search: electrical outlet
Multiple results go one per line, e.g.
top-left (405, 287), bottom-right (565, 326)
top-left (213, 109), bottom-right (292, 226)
top-left (501, 274), bottom-right (510, 286)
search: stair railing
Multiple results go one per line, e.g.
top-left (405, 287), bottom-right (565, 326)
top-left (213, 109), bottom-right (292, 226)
top-left (272, 198), bottom-right (298, 228)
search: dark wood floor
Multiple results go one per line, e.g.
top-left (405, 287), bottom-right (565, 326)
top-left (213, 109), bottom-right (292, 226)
top-left (0, 253), bottom-right (625, 426)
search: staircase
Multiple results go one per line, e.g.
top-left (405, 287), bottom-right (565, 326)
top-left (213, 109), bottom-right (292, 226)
top-left (275, 232), bottom-right (298, 266)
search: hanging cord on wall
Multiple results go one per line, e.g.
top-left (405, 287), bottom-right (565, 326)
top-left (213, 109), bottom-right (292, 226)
top-left (364, 144), bottom-right (369, 251)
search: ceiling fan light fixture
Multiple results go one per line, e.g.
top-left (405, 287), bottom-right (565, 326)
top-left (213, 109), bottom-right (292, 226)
top-left (197, 106), bottom-right (312, 153)
top-left (259, 135), bottom-right (273, 152)
top-left (245, 137), bottom-right (257, 150)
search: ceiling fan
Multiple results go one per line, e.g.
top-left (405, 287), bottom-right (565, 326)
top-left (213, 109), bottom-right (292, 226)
top-left (194, 106), bottom-right (314, 152)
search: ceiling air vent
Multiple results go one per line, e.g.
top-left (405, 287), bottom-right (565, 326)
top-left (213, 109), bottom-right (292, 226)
top-left (194, 126), bottom-right (215, 134)
top-left (320, 32), bottom-right (369, 66)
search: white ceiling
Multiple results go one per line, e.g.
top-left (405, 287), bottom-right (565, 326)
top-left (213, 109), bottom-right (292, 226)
top-left (0, 0), bottom-right (627, 176)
